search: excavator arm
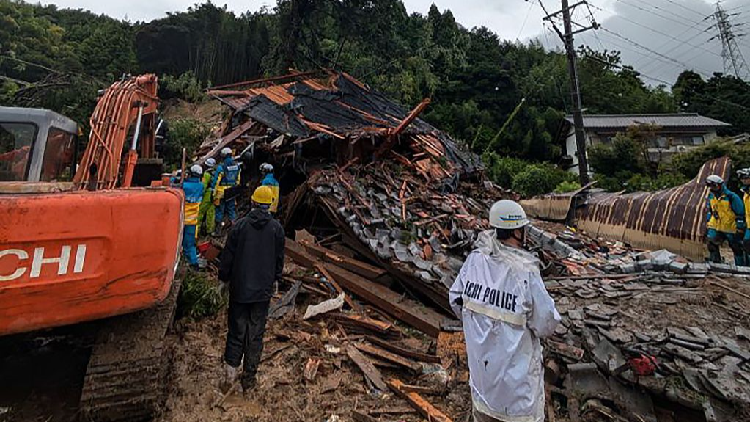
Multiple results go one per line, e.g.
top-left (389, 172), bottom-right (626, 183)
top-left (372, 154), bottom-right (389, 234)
top-left (73, 74), bottom-right (159, 190)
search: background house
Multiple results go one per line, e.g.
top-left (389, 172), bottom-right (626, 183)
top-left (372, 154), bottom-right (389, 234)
top-left (564, 113), bottom-right (730, 174)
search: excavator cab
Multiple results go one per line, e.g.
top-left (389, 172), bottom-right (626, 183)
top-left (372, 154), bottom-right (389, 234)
top-left (0, 106), bottom-right (79, 183)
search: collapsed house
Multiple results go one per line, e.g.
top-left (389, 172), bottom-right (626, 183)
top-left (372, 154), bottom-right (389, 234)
top-left (201, 70), bottom-right (502, 312)
top-left (194, 71), bottom-right (750, 421)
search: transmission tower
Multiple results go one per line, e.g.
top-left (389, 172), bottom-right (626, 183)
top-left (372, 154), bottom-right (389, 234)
top-left (711, 2), bottom-right (750, 79)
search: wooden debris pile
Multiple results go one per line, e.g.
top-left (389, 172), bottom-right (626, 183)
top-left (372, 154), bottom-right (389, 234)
top-left (288, 161), bottom-right (507, 312)
top-left (201, 69), bottom-right (507, 312)
top-left (265, 235), bottom-right (470, 421)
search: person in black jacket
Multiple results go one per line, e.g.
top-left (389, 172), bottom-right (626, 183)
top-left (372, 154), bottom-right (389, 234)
top-left (218, 185), bottom-right (285, 392)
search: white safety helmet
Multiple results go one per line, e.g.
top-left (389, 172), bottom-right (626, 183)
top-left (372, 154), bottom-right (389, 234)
top-left (205, 158), bottom-right (217, 168)
top-left (489, 200), bottom-right (529, 230)
top-left (221, 147), bottom-right (233, 157)
top-left (190, 164), bottom-right (203, 177)
top-left (260, 162), bottom-right (274, 173)
top-left (738, 168), bottom-right (750, 179)
top-left (706, 174), bottom-right (724, 186)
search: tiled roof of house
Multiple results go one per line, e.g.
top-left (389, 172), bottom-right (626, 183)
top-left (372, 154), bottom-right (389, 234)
top-left (564, 113), bottom-right (731, 129)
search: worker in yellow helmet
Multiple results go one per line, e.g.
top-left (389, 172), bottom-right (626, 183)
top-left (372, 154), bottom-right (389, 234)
top-left (706, 174), bottom-right (746, 265)
top-left (218, 185), bottom-right (285, 394)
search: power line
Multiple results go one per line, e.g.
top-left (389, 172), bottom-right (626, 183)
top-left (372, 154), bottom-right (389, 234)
top-left (631, 16), bottom-right (712, 69)
top-left (639, 26), bottom-right (714, 75)
top-left (589, 2), bottom-right (723, 60)
top-left (599, 27), bottom-right (715, 77)
top-left (614, 0), bottom-right (704, 28)
top-left (661, 0), bottom-right (709, 18)
top-left (516, 1), bottom-right (535, 41)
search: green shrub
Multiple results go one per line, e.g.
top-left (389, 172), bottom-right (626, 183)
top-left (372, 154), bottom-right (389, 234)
top-left (161, 71), bottom-right (207, 103)
top-left (177, 270), bottom-right (226, 320)
top-left (165, 118), bottom-right (211, 169)
top-left (554, 180), bottom-right (581, 193)
top-left (670, 139), bottom-right (750, 180)
top-left (596, 171), bottom-right (688, 193)
top-left (482, 153), bottom-right (527, 189)
top-left (588, 134), bottom-right (648, 177)
top-left (512, 164), bottom-right (576, 197)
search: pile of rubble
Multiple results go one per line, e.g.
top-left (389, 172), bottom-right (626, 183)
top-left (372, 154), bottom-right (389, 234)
top-left (191, 70), bottom-right (750, 422)
top-left (200, 69), bottom-right (502, 312)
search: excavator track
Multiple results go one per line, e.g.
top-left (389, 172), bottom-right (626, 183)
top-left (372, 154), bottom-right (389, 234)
top-left (79, 276), bottom-right (182, 422)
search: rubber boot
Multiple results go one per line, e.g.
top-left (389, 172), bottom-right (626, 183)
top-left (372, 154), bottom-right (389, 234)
top-left (221, 363), bottom-right (239, 393)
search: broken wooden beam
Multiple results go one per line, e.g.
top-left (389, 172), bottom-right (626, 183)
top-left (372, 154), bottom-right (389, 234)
top-left (286, 239), bottom-right (443, 337)
top-left (355, 342), bottom-right (421, 372)
top-left (364, 335), bottom-right (442, 364)
top-left (368, 406), bottom-right (418, 416)
top-left (352, 411), bottom-right (379, 422)
top-left (388, 378), bottom-right (453, 422)
top-left (390, 98), bottom-right (431, 137)
top-left (301, 242), bottom-right (386, 280)
top-left (399, 384), bottom-right (443, 396)
top-left (346, 344), bottom-right (388, 391)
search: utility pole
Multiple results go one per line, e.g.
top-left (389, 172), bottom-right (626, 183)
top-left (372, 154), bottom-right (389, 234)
top-left (711, 2), bottom-right (750, 80)
top-left (544, 0), bottom-right (597, 185)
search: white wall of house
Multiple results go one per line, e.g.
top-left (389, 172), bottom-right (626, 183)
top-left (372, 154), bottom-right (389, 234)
top-left (566, 127), bottom-right (722, 176)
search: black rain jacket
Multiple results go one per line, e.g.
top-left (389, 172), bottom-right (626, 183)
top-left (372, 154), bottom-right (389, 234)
top-left (218, 208), bottom-right (285, 303)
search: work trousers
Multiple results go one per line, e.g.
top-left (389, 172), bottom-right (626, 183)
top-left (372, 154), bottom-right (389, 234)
top-left (215, 197), bottom-right (236, 227)
top-left (224, 300), bottom-right (270, 389)
top-left (707, 228), bottom-right (746, 266)
top-left (198, 200), bottom-right (215, 236)
top-left (182, 224), bottom-right (198, 266)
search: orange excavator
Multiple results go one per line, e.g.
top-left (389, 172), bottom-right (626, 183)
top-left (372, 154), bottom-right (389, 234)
top-left (0, 74), bottom-right (184, 421)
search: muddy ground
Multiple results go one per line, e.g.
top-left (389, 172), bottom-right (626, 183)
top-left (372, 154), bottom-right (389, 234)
top-left (158, 287), bottom-right (472, 422)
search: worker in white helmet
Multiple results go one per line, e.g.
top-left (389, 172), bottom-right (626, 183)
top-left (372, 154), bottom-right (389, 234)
top-left (212, 147), bottom-right (241, 233)
top-left (706, 174), bottom-right (746, 265)
top-left (449, 200), bottom-right (560, 422)
top-left (182, 164), bottom-right (205, 269)
top-left (259, 162), bottom-right (280, 213)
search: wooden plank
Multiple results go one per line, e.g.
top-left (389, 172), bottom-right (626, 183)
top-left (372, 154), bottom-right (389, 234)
top-left (313, 263), bottom-right (360, 311)
top-left (355, 342), bottom-right (421, 372)
top-left (388, 378), bottom-right (453, 422)
top-left (346, 344), bottom-right (388, 391)
top-left (286, 240), bottom-right (443, 337)
top-left (352, 411), bottom-right (379, 422)
top-left (399, 384), bottom-right (443, 396)
top-left (330, 313), bottom-right (394, 334)
top-left (369, 406), bottom-right (418, 416)
top-left (302, 242), bottom-right (386, 280)
top-left (364, 335), bottom-right (442, 364)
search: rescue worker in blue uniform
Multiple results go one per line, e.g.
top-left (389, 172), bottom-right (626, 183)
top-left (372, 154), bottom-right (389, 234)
top-left (212, 147), bottom-right (241, 232)
top-left (706, 174), bottom-right (746, 265)
top-left (260, 162), bottom-right (280, 213)
top-left (182, 164), bottom-right (205, 269)
top-left (737, 168), bottom-right (750, 265)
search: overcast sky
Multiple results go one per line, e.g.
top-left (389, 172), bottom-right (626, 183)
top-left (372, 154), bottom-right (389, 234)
top-left (39, 0), bottom-right (750, 85)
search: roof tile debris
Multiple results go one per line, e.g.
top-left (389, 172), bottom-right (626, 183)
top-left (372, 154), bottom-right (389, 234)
top-left (199, 71), bottom-right (750, 421)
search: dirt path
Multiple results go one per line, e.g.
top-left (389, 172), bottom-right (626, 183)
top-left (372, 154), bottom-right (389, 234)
top-left (158, 307), bottom-right (472, 422)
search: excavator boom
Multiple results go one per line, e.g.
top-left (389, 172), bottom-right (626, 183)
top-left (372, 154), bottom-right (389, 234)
top-left (73, 74), bottom-right (159, 190)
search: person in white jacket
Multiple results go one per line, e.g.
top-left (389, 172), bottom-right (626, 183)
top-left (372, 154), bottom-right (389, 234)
top-left (450, 200), bottom-right (560, 422)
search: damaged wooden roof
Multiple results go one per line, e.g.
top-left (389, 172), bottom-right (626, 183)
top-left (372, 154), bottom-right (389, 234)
top-left (205, 70), bottom-right (479, 175)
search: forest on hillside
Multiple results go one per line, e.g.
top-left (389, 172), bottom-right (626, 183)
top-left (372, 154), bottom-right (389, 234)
top-left (2, 0), bottom-right (750, 194)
